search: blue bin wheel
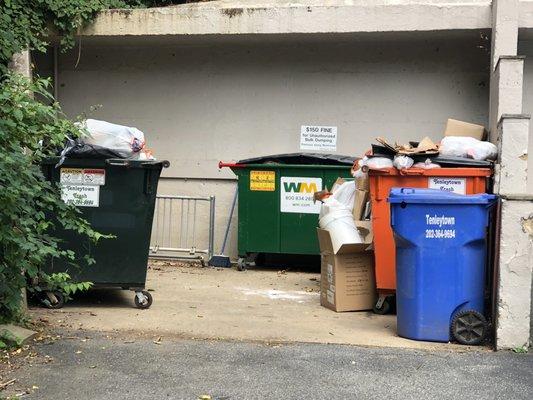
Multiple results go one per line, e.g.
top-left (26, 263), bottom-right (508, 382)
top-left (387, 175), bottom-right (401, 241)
top-left (451, 310), bottom-right (487, 346)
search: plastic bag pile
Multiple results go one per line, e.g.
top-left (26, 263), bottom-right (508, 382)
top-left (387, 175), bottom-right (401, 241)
top-left (58, 119), bottom-right (154, 165)
top-left (357, 133), bottom-right (497, 176)
top-left (439, 136), bottom-right (497, 161)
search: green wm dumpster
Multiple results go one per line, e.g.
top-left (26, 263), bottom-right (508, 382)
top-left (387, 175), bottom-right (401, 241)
top-left (220, 153), bottom-right (356, 270)
top-left (41, 157), bottom-right (169, 309)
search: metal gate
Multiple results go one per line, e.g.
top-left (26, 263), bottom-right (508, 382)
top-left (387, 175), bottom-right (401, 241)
top-left (149, 195), bottom-right (215, 264)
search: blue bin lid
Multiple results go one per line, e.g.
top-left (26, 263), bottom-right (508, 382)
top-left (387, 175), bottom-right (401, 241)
top-left (388, 188), bottom-right (497, 204)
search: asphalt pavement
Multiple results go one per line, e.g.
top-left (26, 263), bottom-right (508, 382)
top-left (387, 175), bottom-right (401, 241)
top-left (3, 331), bottom-right (532, 400)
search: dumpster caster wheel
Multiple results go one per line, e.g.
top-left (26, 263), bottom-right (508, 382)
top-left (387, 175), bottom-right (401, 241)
top-left (43, 291), bottom-right (65, 309)
top-left (134, 291), bottom-right (153, 309)
top-left (451, 310), bottom-right (487, 345)
top-left (237, 258), bottom-right (247, 271)
top-left (372, 295), bottom-right (393, 315)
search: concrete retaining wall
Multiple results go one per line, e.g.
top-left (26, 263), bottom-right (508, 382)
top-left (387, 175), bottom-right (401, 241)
top-left (33, 32), bottom-right (490, 259)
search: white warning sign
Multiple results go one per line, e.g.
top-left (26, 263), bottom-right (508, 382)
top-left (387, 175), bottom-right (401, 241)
top-left (300, 125), bottom-right (337, 152)
top-left (61, 168), bottom-right (105, 186)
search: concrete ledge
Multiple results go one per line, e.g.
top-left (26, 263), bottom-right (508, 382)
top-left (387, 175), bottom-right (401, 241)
top-left (0, 324), bottom-right (37, 346)
top-left (495, 55), bottom-right (527, 71)
top-left (79, 1), bottom-right (492, 37)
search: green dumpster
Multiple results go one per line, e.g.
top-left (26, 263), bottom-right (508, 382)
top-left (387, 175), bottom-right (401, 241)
top-left (41, 157), bottom-right (169, 309)
top-left (220, 153), bottom-right (355, 269)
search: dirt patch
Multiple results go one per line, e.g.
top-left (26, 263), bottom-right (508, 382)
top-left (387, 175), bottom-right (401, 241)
top-left (0, 320), bottom-right (60, 398)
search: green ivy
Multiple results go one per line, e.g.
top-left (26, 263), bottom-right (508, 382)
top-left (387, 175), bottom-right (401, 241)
top-left (0, 1), bottom-right (186, 66)
top-left (0, 0), bottom-right (185, 323)
top-left (0, 73), bottom-right (106, 322)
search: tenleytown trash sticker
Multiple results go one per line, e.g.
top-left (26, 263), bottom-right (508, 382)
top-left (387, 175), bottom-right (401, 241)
top-left (60, 168), bottom-right (105, 207)
top-left (61, 184), bottom-right (100, 207)
top-left (425, 214), bottom-right (456, 239)
top-left (280, 177), bottom-right (322, 214)
top-left (300, 125), bottom-right (337, 151)
top-left (428, 177), bottom-right (466, 194)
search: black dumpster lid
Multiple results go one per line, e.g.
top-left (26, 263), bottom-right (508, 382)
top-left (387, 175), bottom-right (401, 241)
top-left (238, 153), bottom-right (357, 166)
top-left (41, 157), bottom-right (170, 169)
top-left (410, 155), bottom-right (493, 168)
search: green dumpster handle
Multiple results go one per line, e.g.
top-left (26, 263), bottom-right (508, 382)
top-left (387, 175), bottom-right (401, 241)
top-left (219, 162), bottom-right (351, 170)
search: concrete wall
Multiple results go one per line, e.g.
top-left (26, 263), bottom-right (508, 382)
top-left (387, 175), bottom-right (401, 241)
top-left (519, 40), bottom-right (533, 193)
top-left (518, 39), bottom-right (533, 345)
top-left (33, 32), bottom-right (490, 259)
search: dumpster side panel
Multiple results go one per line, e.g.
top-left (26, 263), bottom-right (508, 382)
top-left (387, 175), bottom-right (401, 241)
top-left (236, 168), bottom-right (280, 256)
top-left (234, 164), bottom-right (351, 257)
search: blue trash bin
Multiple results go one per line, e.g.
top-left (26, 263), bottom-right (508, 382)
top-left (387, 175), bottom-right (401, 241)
top-left (388, 188), bottom-right (496, 345)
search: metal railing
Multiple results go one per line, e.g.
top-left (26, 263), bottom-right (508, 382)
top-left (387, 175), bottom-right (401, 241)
top-left (149, 195), bottom-right (215, 264)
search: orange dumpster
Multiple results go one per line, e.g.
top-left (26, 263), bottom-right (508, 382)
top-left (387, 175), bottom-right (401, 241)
top-left (368, 167), bottom-right (492, 314)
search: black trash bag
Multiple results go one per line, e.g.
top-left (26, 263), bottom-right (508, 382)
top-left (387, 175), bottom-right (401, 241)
top-left (55, 138), bottom-right (126, 167)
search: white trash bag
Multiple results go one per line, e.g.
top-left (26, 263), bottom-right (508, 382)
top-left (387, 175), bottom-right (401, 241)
top-left (393, 155), bottom-right (414, 170)
top-left (78, 119), bottom-right (146, 158)
top-left (331, 180), bottom-right (356, 211)
top-left (351, 157), bottom-right (368, 179)
top-left (413, 158), bottom-right (441, 169)
top-left (440, 136), bottom-right (497, 161)
top-left (366, 156), bottom-right (394, 169)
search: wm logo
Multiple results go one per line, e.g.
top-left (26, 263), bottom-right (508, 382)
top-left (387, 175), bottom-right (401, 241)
top-left (283, 181), bottom-right (318, 193)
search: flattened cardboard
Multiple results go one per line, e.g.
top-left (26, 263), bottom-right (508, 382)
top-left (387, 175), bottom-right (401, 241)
top-left (444, 119), bottom-right (486, 140)
top-left (353, 189), bottom-right (369, 221)
top-left (356, 175), bottom-right (369, 191)
top-left (397, 136), bottom-right (439, 155)
top-left (318, 226), bottom-right (376, 312)
top-left (376, 136), bottom-right (438, 156)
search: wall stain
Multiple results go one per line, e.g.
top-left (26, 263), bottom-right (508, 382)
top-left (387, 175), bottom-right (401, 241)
top-left (108, 9), bottom-right (133, 17)
top-left (223, 8), bottom-right (244, 18)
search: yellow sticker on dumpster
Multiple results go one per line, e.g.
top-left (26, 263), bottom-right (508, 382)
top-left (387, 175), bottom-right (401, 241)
top-left (250, 170), bottom-right (275, 191)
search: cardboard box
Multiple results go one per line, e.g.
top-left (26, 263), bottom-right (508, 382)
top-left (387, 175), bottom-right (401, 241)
top-left (444, 119), bottom-right (486, 140)
top-left (317, 222), bottom-right (376, 312)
